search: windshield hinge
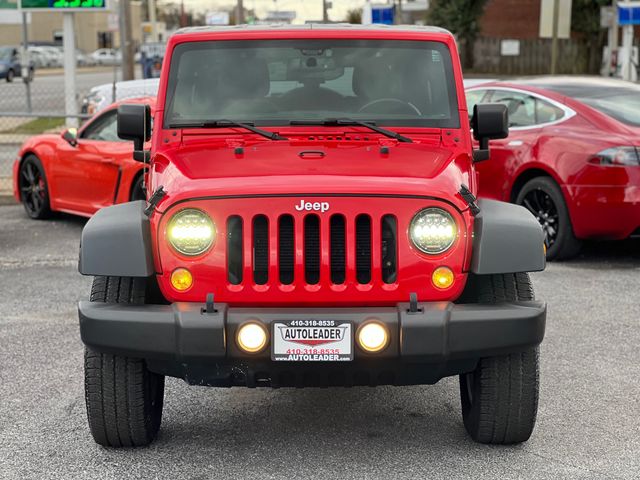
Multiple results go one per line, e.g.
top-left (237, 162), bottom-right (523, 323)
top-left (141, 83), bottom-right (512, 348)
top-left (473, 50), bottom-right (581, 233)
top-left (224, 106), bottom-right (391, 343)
top-left (459, 184), bottom-right (480, 216)
top-left (144, 186), bottom-right (166, 217)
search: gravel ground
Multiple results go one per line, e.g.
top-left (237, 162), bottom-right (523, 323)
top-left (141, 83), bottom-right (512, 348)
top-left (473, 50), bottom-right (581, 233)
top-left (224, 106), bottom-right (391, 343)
top-left (0, 204), bottom-right (639, 480)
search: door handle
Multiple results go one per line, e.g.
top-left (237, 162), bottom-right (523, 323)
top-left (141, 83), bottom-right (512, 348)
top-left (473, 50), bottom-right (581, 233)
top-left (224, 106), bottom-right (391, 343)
top-left (100, 157), bottom-right (116, 164)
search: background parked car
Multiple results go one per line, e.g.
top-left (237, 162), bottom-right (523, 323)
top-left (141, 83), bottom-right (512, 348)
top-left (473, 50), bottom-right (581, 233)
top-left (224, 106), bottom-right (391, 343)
top-left (80, 78), bottom-right (160, 115)
top-left (90, 48), bottom-right (121, 66)
top-left (466, 76), bottom-right (640, 259)
top-left (13, 97), bottom-right (156, 219)
top-left (0, 46), bottom-right (34, 82)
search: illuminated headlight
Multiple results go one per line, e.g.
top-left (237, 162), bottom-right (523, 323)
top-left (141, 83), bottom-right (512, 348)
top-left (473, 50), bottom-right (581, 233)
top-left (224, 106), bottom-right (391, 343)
top-left (167, 208), bottom-right (215, 256)
top-left (409, 208), bottom-right (457, 254)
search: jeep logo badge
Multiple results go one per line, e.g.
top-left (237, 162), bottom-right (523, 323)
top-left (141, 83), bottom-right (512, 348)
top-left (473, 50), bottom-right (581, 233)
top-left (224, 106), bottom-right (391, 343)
top-left (295, 200), bottom-right (330, 213)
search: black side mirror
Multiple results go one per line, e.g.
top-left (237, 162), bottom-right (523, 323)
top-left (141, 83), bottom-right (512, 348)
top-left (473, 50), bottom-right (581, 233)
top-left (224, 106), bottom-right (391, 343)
top-left (117, 103), bottom-right (151, 162)
top-left (472, 104), bottom-right (509, 162)
top-left (61, 128), bottom-right (78, 147)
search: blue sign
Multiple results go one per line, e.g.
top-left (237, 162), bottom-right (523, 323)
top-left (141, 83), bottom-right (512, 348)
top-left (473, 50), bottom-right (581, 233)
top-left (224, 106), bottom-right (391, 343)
top-left (371, 5), bottom-right (394, 25)
top-left (618, 3), bottom-right (640, 26)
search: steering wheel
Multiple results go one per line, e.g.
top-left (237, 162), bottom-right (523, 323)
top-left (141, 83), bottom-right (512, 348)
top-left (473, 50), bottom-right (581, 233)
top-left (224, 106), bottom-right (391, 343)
top-left (358, 98), bottom-right (422, 115)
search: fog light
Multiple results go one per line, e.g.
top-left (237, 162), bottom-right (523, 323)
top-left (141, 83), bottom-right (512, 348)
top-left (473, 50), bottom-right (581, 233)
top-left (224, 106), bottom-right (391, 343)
top-left (357, 321), bottom-right (389, 353)
top-left (170, 268), bottom-right (193, 291)
top-left (236, 322), bottom-right (268, 354)
top-left (432, 266), bottom-right (454, 289)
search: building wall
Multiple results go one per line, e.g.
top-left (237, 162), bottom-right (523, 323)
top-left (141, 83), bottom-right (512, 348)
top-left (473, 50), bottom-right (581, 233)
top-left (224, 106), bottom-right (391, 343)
top-left (0, 2), bottom-right (142, 53)
top-left (479, 0), bottom-right (541, 39)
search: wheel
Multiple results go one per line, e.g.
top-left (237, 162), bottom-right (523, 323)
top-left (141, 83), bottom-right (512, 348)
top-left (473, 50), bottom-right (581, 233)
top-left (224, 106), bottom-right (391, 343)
top-left (459, 273), bottom-right (540, 444)
top-left (84, 276), bottom-right (165, 447)
top-left (6, 68), bottom-right (14, 82)
top-left (19, 155), bottom-right (51, 219)
top-left (130, 174), bottom-right (146, 201)
top-left (515, 177), bottom-right (581, 260)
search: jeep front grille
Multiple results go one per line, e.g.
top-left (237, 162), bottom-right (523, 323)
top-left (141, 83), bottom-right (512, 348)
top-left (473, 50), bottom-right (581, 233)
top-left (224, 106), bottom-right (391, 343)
top-left (226, 213), bottom-right (398, 286)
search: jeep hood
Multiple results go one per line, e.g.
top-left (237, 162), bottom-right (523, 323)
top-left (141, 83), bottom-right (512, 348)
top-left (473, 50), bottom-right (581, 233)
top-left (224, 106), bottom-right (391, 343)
top-left (151, 140), bottom-right (473, 212)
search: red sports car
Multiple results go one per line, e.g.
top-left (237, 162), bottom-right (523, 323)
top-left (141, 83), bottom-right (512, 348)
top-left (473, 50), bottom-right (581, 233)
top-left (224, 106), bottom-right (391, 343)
top-left (13, 97), bottom-right (155, 219)
top-left (466, 77), bottom-right (640, 259)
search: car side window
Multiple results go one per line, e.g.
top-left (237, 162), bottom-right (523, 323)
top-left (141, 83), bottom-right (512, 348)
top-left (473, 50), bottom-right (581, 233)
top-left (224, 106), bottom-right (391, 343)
top-left (536, 99), bottom-right (564, 124)
top-left (490, 90), bottom-right (537, 127)
top-left (80, 110), bottom-right (122, 142)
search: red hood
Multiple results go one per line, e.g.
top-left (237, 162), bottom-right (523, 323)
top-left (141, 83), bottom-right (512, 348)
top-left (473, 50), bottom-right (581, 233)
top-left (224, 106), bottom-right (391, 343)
top-left (151, 138), bottom-right (473, 213)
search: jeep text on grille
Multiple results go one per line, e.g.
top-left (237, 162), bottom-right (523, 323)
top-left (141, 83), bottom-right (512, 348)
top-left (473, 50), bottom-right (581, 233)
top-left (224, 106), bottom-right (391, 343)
top-left (77, 25), bottom-right (547, 448)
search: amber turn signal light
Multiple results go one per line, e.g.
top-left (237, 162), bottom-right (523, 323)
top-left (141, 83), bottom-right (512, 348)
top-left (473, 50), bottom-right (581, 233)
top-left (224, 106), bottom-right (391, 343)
top-left (432, 266), bottom-right (454, 289)
top-left (170, 268), bottom-right (193, 291)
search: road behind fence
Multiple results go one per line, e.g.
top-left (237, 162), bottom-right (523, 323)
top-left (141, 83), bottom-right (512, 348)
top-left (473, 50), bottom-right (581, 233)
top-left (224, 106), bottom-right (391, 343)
top-left (0, 66), bottom-right (121, 201)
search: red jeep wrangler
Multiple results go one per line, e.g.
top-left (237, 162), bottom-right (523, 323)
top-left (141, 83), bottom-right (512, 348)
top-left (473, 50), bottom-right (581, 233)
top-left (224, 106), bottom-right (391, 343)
top-left (78, 25), bottom-right (546, 447)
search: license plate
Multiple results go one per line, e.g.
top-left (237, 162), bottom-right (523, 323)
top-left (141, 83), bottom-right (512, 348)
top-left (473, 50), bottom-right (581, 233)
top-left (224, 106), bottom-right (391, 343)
top-left (272, 320), bottom-right (353, 361)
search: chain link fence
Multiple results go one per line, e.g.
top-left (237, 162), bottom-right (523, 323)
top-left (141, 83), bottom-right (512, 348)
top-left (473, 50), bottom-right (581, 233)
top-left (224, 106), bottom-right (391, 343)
top-left (0, 65), bottom-right (123, 202)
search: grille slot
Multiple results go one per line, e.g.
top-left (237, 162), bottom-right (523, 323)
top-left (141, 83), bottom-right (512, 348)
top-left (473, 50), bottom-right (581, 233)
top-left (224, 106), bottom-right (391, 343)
top-left (381, 215), bottom-right (397, 284)
top-left (355, 214), bottom-right (372, 284)
top-left (330, 214), bottom-right (346, 284)
top-left (227, 215), bottom-right (243, 285)
top-left (304, 215), bottom-right (321, 285)
top-left (278, 215), bottom-right (295, 285)
top-left (253, 215), bottom-right (269, 285)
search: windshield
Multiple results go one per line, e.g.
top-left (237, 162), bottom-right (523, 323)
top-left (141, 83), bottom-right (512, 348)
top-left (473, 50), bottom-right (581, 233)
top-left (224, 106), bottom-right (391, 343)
top-left (164, 39), bottom-right (459, 129)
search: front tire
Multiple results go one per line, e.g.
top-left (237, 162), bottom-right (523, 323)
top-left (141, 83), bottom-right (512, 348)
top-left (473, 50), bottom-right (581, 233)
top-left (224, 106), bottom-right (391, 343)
top-left (459, 273), bottom-right (540, 444)
top-left (19, 155), bottom-right (51, 219)
top-left (6, 68), bottom-right (14, 82)
top-left (84, 276), bottom-right (165, 447)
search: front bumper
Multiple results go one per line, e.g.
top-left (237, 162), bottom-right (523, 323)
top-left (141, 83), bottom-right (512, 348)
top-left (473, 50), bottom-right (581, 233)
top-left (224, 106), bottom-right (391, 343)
top-left (78, 300), bottom-right (546, 387)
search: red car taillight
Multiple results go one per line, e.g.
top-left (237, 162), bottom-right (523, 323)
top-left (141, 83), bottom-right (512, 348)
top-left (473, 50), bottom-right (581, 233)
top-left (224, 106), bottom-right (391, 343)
top-left (589, 147), bottom-right (640, 166)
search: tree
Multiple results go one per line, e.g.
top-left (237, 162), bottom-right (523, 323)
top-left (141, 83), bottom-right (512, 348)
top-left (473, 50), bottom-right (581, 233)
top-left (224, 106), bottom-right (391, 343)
top-left (345, 8), bottom-right (362, 24)
top-left (426, 0), bottom-right (489, 70)
top-left (571, 0), bottom-right (609, 73)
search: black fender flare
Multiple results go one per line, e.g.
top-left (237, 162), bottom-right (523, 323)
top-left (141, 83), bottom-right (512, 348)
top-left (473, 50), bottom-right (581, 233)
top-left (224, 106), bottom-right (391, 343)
top-left (78, 201), bottom-right (155, 277)
top-left (471, 199), bottom-right (546, 274)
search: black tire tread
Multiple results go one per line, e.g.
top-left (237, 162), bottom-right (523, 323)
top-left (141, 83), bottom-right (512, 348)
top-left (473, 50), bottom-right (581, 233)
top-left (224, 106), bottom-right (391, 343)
top-left (460, 273), bottom-right (540, 444)
top-left (84, 276), bottom-right (164, 448)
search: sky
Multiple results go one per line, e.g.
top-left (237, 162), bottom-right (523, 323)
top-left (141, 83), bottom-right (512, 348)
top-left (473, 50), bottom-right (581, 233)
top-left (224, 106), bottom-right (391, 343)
top-left (164, 0), bottom-right (374, 24)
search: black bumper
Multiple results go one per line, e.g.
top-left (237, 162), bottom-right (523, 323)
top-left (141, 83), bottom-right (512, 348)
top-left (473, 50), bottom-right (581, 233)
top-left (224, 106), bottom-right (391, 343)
top-left (78, 300), bottom-right (546, 387)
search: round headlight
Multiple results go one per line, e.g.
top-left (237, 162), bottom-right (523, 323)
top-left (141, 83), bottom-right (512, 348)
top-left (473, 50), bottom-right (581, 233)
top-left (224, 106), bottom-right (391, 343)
top-left (167, 208), bottom-right (215, 256)
top-left (409, 208), bottom-right (457, 254)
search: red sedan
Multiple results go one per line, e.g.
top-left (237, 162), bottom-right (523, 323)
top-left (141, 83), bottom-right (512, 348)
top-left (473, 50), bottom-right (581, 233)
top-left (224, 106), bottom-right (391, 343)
top-left (466, 77), bottom-right (640, 259)
top-left (13, 97), bottom-right (155, 219)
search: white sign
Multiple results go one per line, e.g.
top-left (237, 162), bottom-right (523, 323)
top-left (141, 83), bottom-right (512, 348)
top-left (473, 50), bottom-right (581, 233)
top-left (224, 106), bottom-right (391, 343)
top-left (500, 39), bottom-right (520, 56)
top-left (205, 11), bottom-right (230, 26)
top-left (107, 13), bottom-right (119, 32)
top-left (539, 0), bottom-right (573, 39)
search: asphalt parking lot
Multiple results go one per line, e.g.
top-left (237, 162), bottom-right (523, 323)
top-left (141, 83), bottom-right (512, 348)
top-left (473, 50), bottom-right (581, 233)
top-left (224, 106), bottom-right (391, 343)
top-left (1, 204), bottom-right (639, 480)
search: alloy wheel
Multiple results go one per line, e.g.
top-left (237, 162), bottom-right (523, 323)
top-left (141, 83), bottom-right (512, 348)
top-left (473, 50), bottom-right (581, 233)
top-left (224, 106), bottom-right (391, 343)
top-left (521, 188), bottom-right (559, 249)
top-left (19, 161), bottom-right (46, 216)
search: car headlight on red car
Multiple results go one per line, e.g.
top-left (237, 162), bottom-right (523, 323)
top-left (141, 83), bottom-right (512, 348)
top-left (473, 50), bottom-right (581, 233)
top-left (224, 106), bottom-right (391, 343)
top-left (409, 208), bottom-right (457, 254)
top-left (590, 147), bottom-right (640, 166)
top-left (167, 208), bottom-right (215, 256)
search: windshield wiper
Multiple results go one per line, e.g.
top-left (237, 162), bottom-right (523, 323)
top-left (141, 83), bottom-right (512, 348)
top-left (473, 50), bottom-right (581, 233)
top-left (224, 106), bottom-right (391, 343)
top-left (168, 119), bottom-right (288, 141)
top-left (290, 118), bottom-right (413, 143)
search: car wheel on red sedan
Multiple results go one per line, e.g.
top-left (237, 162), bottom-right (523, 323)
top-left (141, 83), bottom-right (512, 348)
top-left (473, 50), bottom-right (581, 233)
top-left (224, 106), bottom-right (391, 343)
top-left (516, 177), bottom-right (581, 260)
top-left (19, 155), bottom-right (51, 220)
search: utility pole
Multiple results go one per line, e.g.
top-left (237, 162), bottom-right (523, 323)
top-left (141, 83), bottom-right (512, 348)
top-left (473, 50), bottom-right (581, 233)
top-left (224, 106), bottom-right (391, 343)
top-left (236, 0), bottom-right (244, 24)
top-left (118, 0), bottom-right (135, 80)
top-left (322, 0), bottom-right (328, 23)
top-left (148, 0), bottom-right (158, 42)
top-left (621, 0), bottom-right (636, 81)
top-left (62, 13), bottom-right (77, 127)
top-left (21, 12), bottom-right (32, 113)
top-left (550, 0), bottom-right (560, 74)
top-left (395, 0), bottom-right (403, 24)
